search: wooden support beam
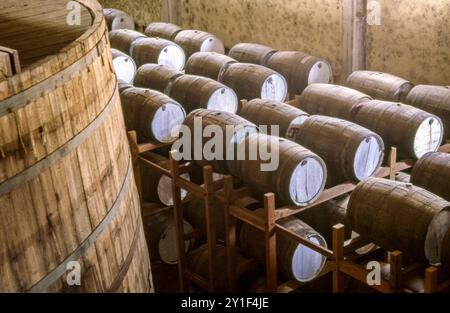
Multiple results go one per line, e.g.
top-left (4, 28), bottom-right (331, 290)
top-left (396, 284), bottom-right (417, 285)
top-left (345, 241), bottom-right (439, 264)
top-left (332, 224), bottom-right (345, 293)
top-left (264, 193), bottom-right (278, 292)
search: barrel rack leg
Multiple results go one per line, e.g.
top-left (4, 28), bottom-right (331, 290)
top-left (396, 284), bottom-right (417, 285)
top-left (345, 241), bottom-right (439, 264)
top-left (223, 176), bottom-right (238, 292)
top-left (389, 251), bottom-right (403, 292)
top-left (424, 267), bottom-right (439, 293)
top-left (389, 147), bottom-right (398, 181)
top-left (264, 193), bottom-right (278, 292)
top-left (203, 166), bottom-right (217, 292)
top-left (332, 224), bottom-right (345, 293)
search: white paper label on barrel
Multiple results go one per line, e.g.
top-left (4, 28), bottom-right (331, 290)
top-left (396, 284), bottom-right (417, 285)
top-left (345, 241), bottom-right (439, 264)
top-left (261, 74), bottom-right (288, 102)
top-left (200, 37), bottom-right (225, 54)
top-left (308, 61), bottom-right (333, 85)
top-left (157, 173), bottom-right (190, 206)
top-left (413, 117), bottom-right (443, 159)
top-left (158, 220), bottom-right (194, 265)
top-left (206, 87), bottom-right (238, 113)
top-left (112, 56), bottom-right (136, 84)
top-left (291, 235), bottom-right (327, 282)
top-left (152, 102), bottom-right (186, 143)
top-left (354, 136), bottom-right (384, 181)
top-left (290, 157), bottom-right (325, 205)
top-left (158, 45), bottom-right (186, 71)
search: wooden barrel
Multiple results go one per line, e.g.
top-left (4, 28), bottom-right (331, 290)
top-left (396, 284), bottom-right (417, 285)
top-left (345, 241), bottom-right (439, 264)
top-left (267, 51), bottom-right (333, 95)
top-left (109, 29), bottom-right (146, 54)
top-left (174, 30), bottom-right (225, 58)
top-left (406, 85), bottom-right (450, 140)
top-left (411, 152), bottom-right (450, 202)
top-left (130, 37), bottom-right (186, 70)
top-left (346, 71), bottom-right (414, 102)
top-left (181, 109), bottom-right (258, 174)
top-left (296, 84), bottom-right (372, 120)
top-left (228, 43), bottom-right (278, 66)
top-left (119, 87), bottom-right (186, 143)
top-left (111, 48), bottom-right (136, 84)
top-left (221, 63), bottom-right (288, 102)
top-left (238, 99), bottom-right (310, 139)
top-left (185, 52), bottom-right (237, 81)
top-left (140, 152), bottom-right (190, 206)
top-left (348, 178), bottom-right (450, 264)
top-left (168, 74), bottom-right (238, 114)
top-left (144, 22), bottom-right (183, 41)
top-left (351, 100), bottom-right (443, 159)
top-left (133, 64), bottom-right (183, 94)
top-left (240, 209), bottom-right (327, 282)
top-left (0, 0), bottom-right (151, 292)
top-left (395, 172), bottom-right (411, 183)
top-left (103, 8), bottom-right (135, 31)
top-left (118, 80), bottom-right (134, 93)
top-left (442, 230), bottom-right (450, 275)
top-left (293, 116), bottom-right (384, 186)
top-left (229, 134), bottom-right (327, 206)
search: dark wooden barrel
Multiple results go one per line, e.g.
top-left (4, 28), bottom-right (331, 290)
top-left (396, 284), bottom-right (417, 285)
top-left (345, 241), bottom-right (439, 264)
top-left (411, 152), bottom-right (450, 202)
top-left (109, 29), bottom-right (146, 54)
top-left (167, 74), bottom-right (238, 114)
top-left (221, 63), bottom-right (288, 102)
top-left (348, 178), bottom-right (450, 264)
top-left (174, 30), bottom-right (225, 58)
top-left (240, 209), bottom-right (327, 282)
top-left (133, 64), bottom-right (183, 94)
top-left (119, 87), bottom-right (186, 143)
top-left (118, 80), bottom-right (134, 93)
top-left (103, 8), bottom-right (135, 31)
top-left (111, 48), bottom-right (136, 84)
top-left (238, 99), bottom-right (309, 139)
top-left (293, 116), bottom-right (384, 186)
top-left (296, 83), bottom-right (372, 120)
top-left (267, 51), bottom-right (333, 95)
top-left (442, 230), bottom-right (450, 275)
top-left (346, 71), bottom-right (414, 102)
top-left (351, 100), bottom-right (444, 159)
top-left (181, 109), bottom-right (258, 174)
top-left (229, 134), bottom-right (327, 206)
top-left (228, 43), bottom-right (278, 66)
top-left (144, 22), bottom-right (183, 41)
top-left (130, 37), bottom-right (186, 70)
top-left (185, 52), bottom-right (238, 81)
top-left (406, 85), bottom-right (450, 140)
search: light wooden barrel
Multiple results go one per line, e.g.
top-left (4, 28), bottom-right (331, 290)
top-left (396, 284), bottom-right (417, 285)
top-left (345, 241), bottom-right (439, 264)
top-left (133, 64), bottom-right (183, 94)
top-left (411, 152), bottom-right (450, 202)
top-left (174, 30), bottom-right (225, 58)
top-left (111, 48), bottom-right (136, 84)
top-left (238, 99), bottom-right (310, 139)
top-left (348, 178), bottom-right (450, 264)
top-left (240, 209), bottom-right (327, 282)
top-left (267, 51), bottom-right (333, 95)
top-left (144, 22), bottom-right (183, 41)
top-left (103, 8), bottom-right (135, 31)
top-left (0, 0), bottom-right (151, 292)
top-left (119, 87), bottom-right (186, 143)
top-left (109, 29), bottom-right (146, 54)
top-left (168, 74), bottom-right (238, 114)
top-left (346, 71), bottom-right (414, 102)
top-left (130, 37), bottom-right (186, 70)
top-left (221, 63), bottom-right (288, 102)
top-left (228, 43), bottom-right (278, 66)
top-left (296, 84), bottom-right (372, 120)
top-left (293, 116), bottom-right (384, 186)
top-left (229, 134), bottom-right (327, 206)
top-left (185, 52), bottom-right (238, 81)
top-left (182, 109), bottom-right (258, 174)
top-left (442, 230), bottom-right (450, 275)
top-left (351, 100), bottom-right (443, 159)
top-left (406, 85), bottom-right (450, 140)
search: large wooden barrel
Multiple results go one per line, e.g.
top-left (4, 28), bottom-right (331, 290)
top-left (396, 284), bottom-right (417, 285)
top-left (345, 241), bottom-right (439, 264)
top-left (181, 109), bottom-right (258, 174)
top-left (348, 178), bottom-right (450, 264)
top-left (130, 37), bottom-right (186, 70)
top-left (296, 84), bottom-right (372, 120)
top-left (406, 85), bottom-right (450, 140)
top-left (267, 52), bottom-right (333, 95)
top-left (174, 30), bottom-right (225, 58)
top-left (144, 22), bottom-right (183, 41)
top-left (133, 64), bottom-right (183, 94)
top-left (228, 43), bottom-right (278, 66)
top-left (0, 0), bottom-right (152, 292)
top-left (238, 99), bottom-right (309, 139)
top-left (109, 29), bottom-right (146, 54)
top-left (111, 48), bottom-right (136, 84)
top-left (293, 116), bottom-right (385, 186)
top-left (221, 63), bottom-right (288, 102)
top-left (351, 100), bottom-right (443, 159)
top-left (346, 71), bottom-right (414, 102)
top-left (168, 75), bottom-right (238, 114)
top-left (229, 134), bottom-right (327, 206)
top-left (442, 230), bottom-right (450, 275)
top-left (240, 209), bottom-right (327, 282)
top-left (119, 87), bottom-right (186, 143)
top-left (103, 8), bottom-right (135, 31)
top-left (411, 152), bottom-right (450, 202)
top-left (185, 52), bottom-right (238, 81)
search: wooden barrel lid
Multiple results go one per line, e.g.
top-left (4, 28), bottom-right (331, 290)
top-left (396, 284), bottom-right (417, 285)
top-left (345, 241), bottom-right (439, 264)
top-left (111, 48), bottom-right (136, 83)
top-left (103, 8), bottom-right (135, 31)
top-left (158, 220), bottom-right (194, 265)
